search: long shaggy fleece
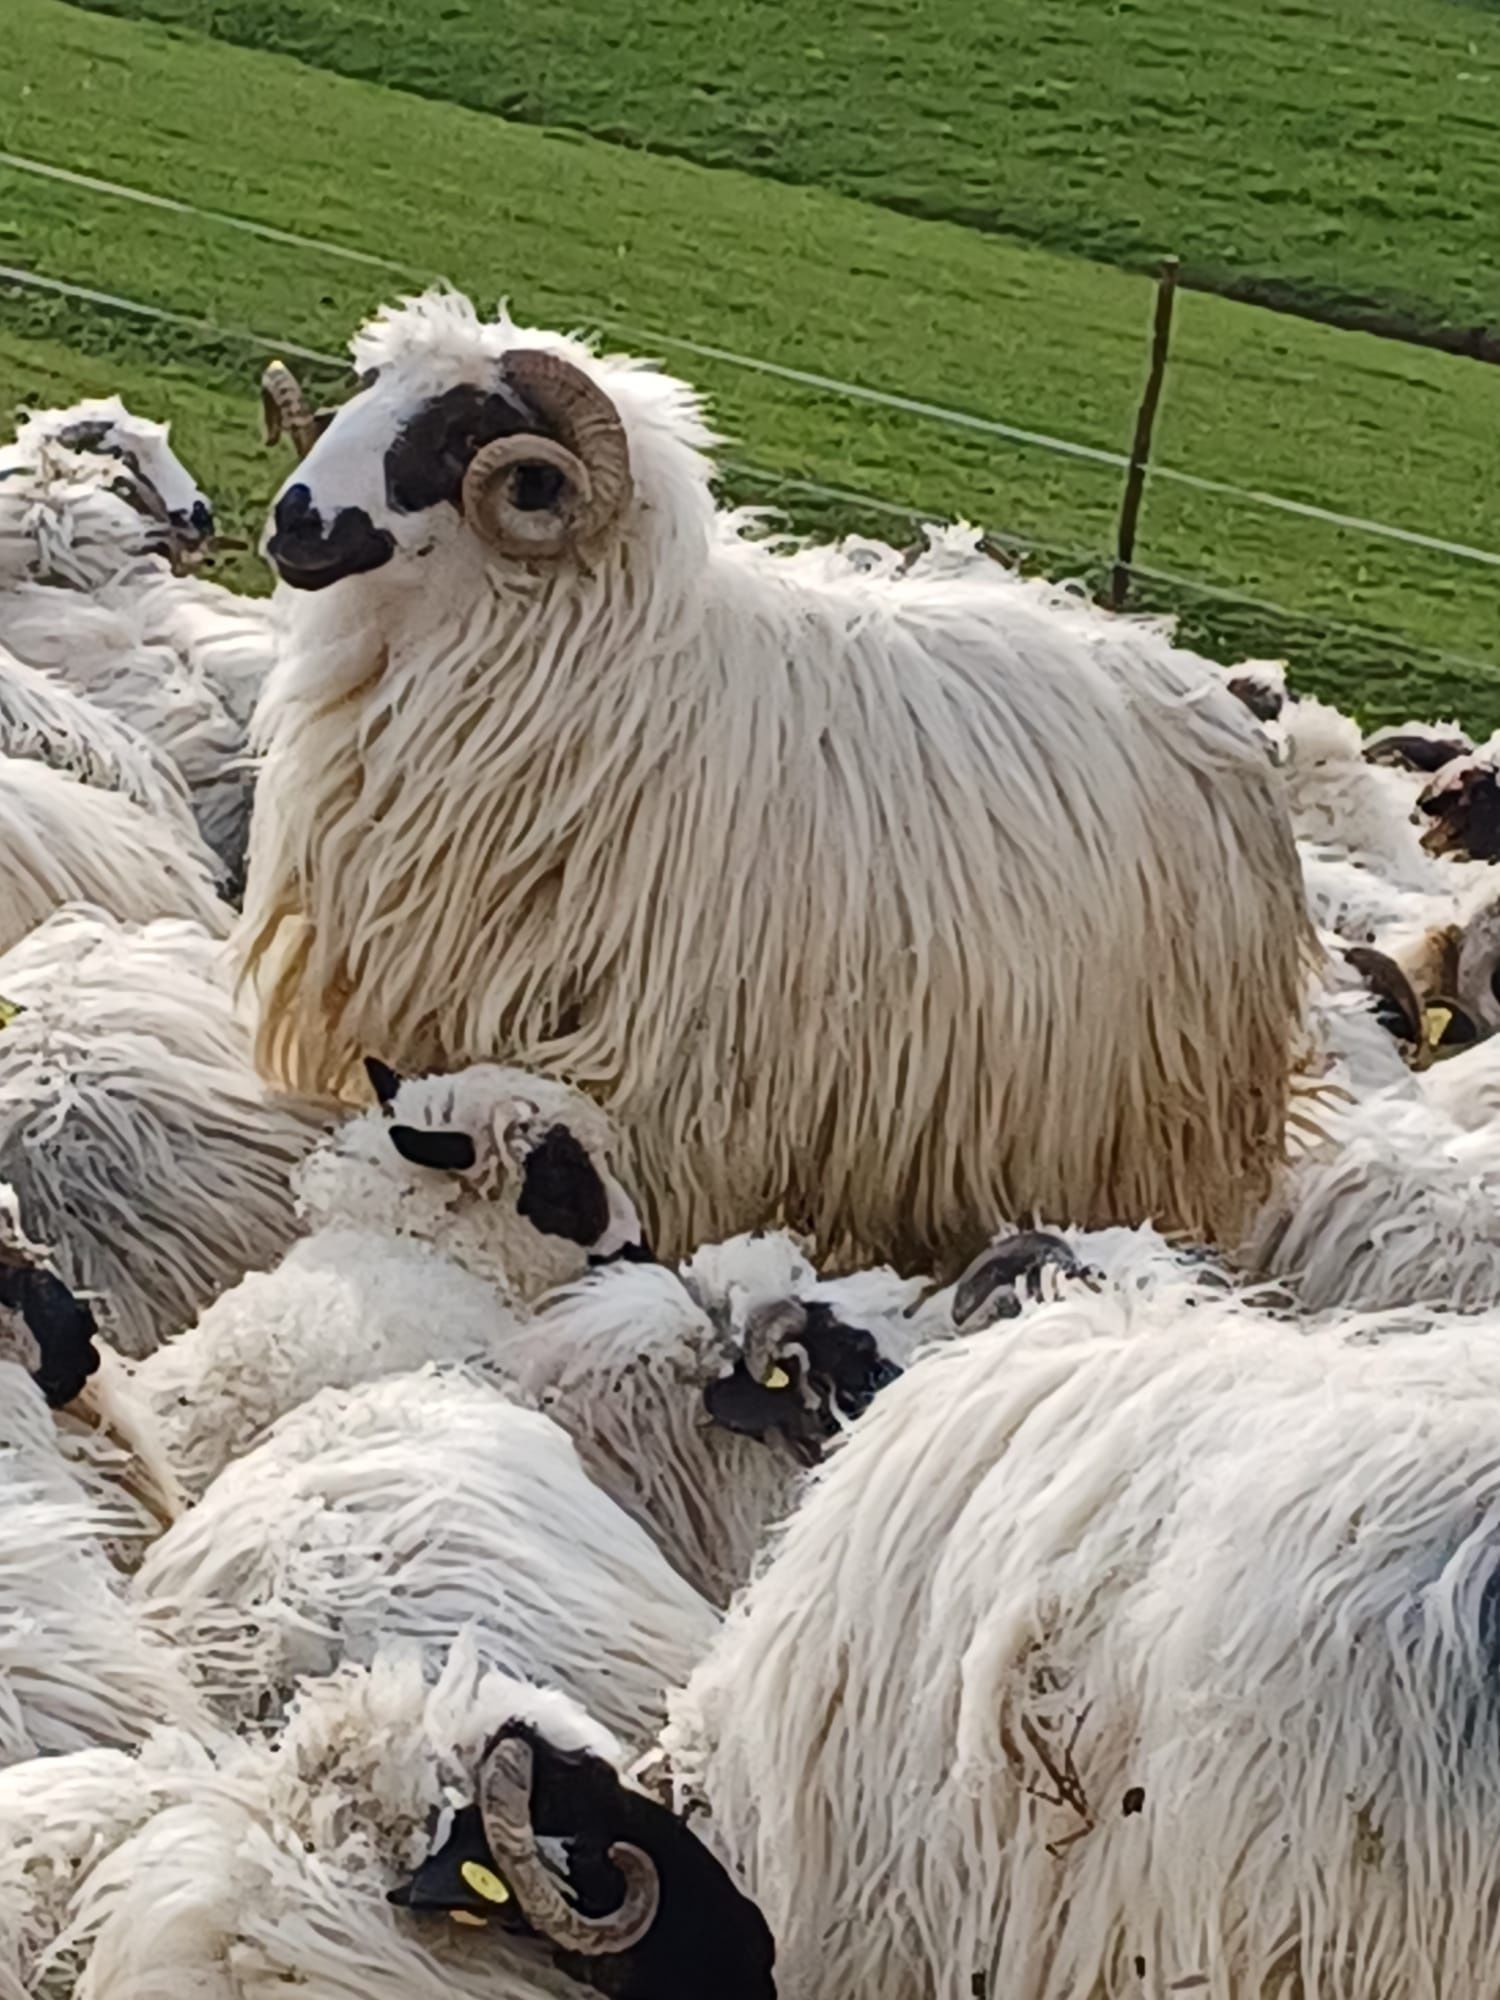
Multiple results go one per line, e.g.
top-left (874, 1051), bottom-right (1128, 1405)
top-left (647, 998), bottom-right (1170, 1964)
top-left (0, 581), bottom-right (252, 886)
top-left (0, 909), bottom-right (327, 1356)
top-left (0, 641), bottom-right (200, 840)
top-left (0, 758), bottom-right (226, 954)
top-left (664, 1290), bottom-right (1500, 2000)
top-left (1245, 1083), bottom-right (1500, 1312)
top-left (0, 1729), bottom-right (213, 2000)
top-left (133, 1368), bottom-right (718, 1743)
top-left (0, 1366), bottom-right (208, 1769)
top-left (63, 1642), bottom-right (598, 2000)
top-left (241, 288), bottom-right (1312, 1263)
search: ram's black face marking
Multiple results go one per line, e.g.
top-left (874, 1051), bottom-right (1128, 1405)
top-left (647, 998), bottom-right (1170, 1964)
top-left (518, 1127), bottom-right (611, 1246)
top-left (384, 382), bottom-right (541, 515)
top-left (0, 1263), bottom-right (100, 1407)
top-left (389, 1124), bottom-right (478, 1172)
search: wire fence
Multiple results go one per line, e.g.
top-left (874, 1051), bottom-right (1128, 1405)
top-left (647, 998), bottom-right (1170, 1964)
top-left (2, 146), bottom-right (1498, 682)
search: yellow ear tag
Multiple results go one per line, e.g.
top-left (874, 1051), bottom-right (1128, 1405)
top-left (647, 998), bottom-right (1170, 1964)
top-left (762, 1365), bottom-right (791, 1390)
top-left (460, 1861), bottom-right (512, 1905)
top-left (0, 997), bottom-right (21, 1029)
top-left (450, 1909), bottom-right (488, 1928)
top-left (1425, 1005), bottom-right (1453, 1048)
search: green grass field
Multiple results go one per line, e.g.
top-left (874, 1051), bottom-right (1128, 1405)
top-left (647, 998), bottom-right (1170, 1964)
top-left (56, 0), bottom-right (1500, 353)
top-left (3, 0), bottom-right (1499, 726)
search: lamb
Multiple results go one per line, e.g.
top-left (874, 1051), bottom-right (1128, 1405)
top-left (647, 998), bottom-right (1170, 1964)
top-left (0, 908), bottom-right (327, 1357)
top-left (120, 1058), bottom-right (645, 1498)
top-left (240, 288), bottom-right (1310, 1266)
top-left (26, 1638), bottom-right (773, 2000)
top-left (133, 1368), bottom-right (719, 1743)
top-left (663, 1286), bottom-right (1500, 2000)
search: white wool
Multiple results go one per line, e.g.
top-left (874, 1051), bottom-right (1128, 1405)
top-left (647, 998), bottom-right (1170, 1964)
top-left (109, 565), bottom-right (277, 735)
top-left (1422, 1032), bottom-right (1500, 1129)
top-left (242, 287), bottom-right (1310, 1266)
top-left (0, 758), bottom-right (227, 954)
top-left (0, 1365), bottom-right (209, 1769)
top-left (0, 1729), bottom-right (212, 2000)
top-left (0, 580), bottom-right (251, 885)
top-left (67, 1642), bottom-right (589, 2000)
top-left (0, 640), bottom-right (200, 838)
top-left (1297, 839), bottom-right (1454, 946)
top-left (1279, 694), bottom-right (1441, 888)
top-left (1247, 1083), bottom-right (1500, 1311)
top-left (665, 1292), bottom-right (1500, 2000)
top-left (133, 1368), bottom-right (718, 1743)
top-left (128, 1227), bottom-right (518, 1502)
top-left (0, 910), bottom-right (327, 1357)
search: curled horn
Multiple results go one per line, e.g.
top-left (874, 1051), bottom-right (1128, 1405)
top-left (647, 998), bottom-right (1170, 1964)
top-left (1345, 945), bottom-right (1425, 1051)
top-left (261, 360), bottom-right (320, 459)
top-left (478, 1735), bottom-right (659, 1957)
top-left (461, 349), bottom-right (630, 561)
top-left (742, 1298), bottom-right (808, 1387)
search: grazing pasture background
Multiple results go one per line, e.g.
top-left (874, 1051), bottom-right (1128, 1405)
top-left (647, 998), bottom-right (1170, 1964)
top-left (3, 0), bottom-right (1499, 725)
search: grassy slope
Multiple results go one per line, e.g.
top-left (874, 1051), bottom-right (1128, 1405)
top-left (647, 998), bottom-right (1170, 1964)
top-left (4, 0), bottom-right (1500, 724)
top-left (57, 0), bottom-right (1500, 349)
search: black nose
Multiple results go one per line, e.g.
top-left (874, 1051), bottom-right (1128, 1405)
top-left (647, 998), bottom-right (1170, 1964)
top-left (267, 483), bottom-right (395, 591)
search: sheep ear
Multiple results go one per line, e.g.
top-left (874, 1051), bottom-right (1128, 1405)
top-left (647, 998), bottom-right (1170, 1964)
top-left (389, 1125), bottom-right (478, 1172)
top-left (364, 1056), bottom-right (404, 1107)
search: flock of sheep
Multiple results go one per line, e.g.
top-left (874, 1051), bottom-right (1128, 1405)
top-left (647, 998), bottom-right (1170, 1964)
top-left (5, 284), bottom-right (1500, 1998)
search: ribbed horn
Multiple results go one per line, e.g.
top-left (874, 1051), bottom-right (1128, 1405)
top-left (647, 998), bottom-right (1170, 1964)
top-left (461, 348), bottom-right (630, 561)
top-left (478, 1735), bottom-right (659, 1957)
top-left (261, 361), bottom-right (320, 458)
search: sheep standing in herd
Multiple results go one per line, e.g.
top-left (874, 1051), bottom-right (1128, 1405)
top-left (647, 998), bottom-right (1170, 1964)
top-left (240, 288), bottom-right (1311, 1266)
top-left (11, 322), bottom-right (1500, 2000)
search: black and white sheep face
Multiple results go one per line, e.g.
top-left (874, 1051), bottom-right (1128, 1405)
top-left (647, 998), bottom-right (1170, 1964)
top-left (20, 397), bottom-right (215, 556)
top-left (1417, 755), bottom-right (1500, 863)
top-left (368, 1058), bottom-right (646, 1262)
top-left (702, 1297), bottom-right (900, 1465)
top-left (263, 337), bottom-right (632, 591)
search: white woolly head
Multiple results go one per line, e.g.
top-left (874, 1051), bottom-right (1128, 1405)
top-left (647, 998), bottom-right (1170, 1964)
top-left (294, 1060), bottom-right (644, 1299)
top-left (9, 395), bottom-right (214, 556)
top-left (262, 285), bottom-right (718, 608)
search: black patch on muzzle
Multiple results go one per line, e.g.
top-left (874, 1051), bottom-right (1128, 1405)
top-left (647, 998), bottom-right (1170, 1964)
top-left (267, 482), bottom-right (394, 590)
top-left (388, 1124), bottom-right (478, 1173)
top-left (0, 1262), bottom-right (100, 1407)
top-left (517, 1126), bottom-right (610, 1247)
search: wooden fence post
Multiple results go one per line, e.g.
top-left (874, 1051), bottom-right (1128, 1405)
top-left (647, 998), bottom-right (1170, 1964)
top-left (1109, 255), bottom-right (1179, 611)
